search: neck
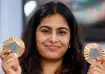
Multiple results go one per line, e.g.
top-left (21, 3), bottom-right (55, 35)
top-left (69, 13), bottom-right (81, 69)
top-left (41, 58), bottom-right (63, 74)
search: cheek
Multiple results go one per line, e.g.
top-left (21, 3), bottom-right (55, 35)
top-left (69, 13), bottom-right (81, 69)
top-left (62, 35), bottom-right (70, 47)
top-left (59, 35), bottom-right (70, 54)
top-left (36, 32), bottom-right (70, 60)
top-left (62, 36), bottom-right (70, 51)
top-left (36, 32), bottom-right (48, 44)
top-left (36, 32), bottom-right (48, 53)
top-left (36, 34), bottom-right (45, 57)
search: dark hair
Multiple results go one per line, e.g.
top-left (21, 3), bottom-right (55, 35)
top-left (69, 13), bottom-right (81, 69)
top-left (19, 2), bottom-right (85, 74)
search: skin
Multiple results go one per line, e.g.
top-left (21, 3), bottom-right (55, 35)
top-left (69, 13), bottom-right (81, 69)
top-left (0, 50), bottom-right (21, 74)
top-left (36, 13), bottom-right (70, 74)
top-left (36, 13), bottom-right (70, 61)
top-left (0, 13), bottom-right (105, 74)
top-left (87, 56), bottom-right (105, 74)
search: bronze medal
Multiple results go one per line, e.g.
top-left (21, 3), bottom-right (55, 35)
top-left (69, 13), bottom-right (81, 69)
top-left (3, 37), bottom-right (25, 57)
top-left (84, 43), bottom-right (105, 64)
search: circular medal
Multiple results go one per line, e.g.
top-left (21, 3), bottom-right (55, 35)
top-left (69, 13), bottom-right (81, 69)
top-left (3, 37), bottom-right (25, 57)
top-left (84, 43), bottom-right (105, 64)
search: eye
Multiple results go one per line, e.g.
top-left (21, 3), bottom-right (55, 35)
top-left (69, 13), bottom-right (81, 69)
top-left (57, 30), bottom-right (67, 36)
top-left (40, 29), bottom-right (51, 35)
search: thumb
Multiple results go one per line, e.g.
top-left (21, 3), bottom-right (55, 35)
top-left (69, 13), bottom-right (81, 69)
top-left (90, 59), bottom-right (97, 66)
top-left (97, 56), bottom-right (105, 62)
top-left (0, 50), bottom-right (11, 56)
top-left (4, 68), bottom-right (16, 74)
top-left (0, 50), bottom-right (12, 60)
top-left (7, 69), bottom-right (16, 74)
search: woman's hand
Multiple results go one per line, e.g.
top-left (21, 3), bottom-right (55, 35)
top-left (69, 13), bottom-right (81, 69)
top-left (0, 50), bottom-right (21, 74)
top-left (87, 56), bottom-right (105, 74)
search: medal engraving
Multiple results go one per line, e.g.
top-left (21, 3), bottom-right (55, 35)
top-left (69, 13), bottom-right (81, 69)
top-left (90, 48), bottom-right (100, 59)
top-left (84, 43), bottom-right (105, 64)
top-left (3, 37), bottom-right (25, 57)
top-left (8, 42), bottom-right (19, 53)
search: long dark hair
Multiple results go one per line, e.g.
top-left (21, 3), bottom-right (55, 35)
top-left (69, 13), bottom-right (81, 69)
top-left (19, 2), bottom-right (85, 74)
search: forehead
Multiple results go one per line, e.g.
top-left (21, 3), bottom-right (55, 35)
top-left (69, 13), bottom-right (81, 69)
top-left (39, 13), bottom-right (69, 29)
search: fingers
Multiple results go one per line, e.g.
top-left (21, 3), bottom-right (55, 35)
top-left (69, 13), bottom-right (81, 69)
top-left (88, 66), bottom-right (101, 74)
top-left (0, 50), bottom-right (12, 60)
top-left (90, 59), bottom-right (97, 66)
top-left (88, 61), bottom-right (105, 74)
top-left (96, 56), bottom-right (105, 68)
top-left (102, 62), bottom-right (105, 67)
top-left (0, 49), bottom-right (21, 74)
top-left (3, 53), bottom-right (18, 64)
top-left (95, 61), bottom-right (105, 70)
top-left (0, 49), bottom-right (11, 56)
top-left (97, 56), bottom-right (105, 63)
top-left (1, 53), bottom-right (19, 73)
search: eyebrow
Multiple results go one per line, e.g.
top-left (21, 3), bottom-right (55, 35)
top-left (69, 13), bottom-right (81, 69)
top-left (39, 26), bottom-right (69, 31)
top-left (39, 26), bottom-right (51, 30)
top-left (57, 27), bottom-right (69, 31)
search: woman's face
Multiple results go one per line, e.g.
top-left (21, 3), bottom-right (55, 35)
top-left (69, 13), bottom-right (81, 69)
top-left (36, 13), bottom-right (70, 61)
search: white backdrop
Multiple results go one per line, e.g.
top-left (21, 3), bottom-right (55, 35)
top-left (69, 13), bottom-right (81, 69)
top-left (0, 0), bottom-right (23, 49)
top-left (0, 0), bottom-right (23, 73)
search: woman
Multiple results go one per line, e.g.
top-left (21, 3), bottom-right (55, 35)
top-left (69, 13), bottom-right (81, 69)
top-left (0, 2), bottom-right (105, 74)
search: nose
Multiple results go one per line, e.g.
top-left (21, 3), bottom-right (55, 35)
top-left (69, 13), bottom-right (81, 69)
top-left (49, 32), bottom-right (58, 43)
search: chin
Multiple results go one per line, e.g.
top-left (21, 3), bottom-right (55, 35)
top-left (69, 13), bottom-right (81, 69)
top-left (43, 54), bottom-right (62, 61)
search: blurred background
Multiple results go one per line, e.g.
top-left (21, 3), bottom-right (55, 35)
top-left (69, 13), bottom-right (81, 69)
top-left (0, 0), bottom-right (105, 73)
top-left (24, 0), bottom-right (105, 42)
top-left (24, 0), bottom-right (105, 48)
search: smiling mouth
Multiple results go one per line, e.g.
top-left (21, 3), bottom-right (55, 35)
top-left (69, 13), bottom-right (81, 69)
top-left (45, 45), bottom-right (60, 51)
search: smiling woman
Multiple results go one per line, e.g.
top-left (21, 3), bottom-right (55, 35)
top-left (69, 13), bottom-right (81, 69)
top-left (1, 1), bottom-right (105, 74)
top-left (19, 2), bottom-right (86, 74)
top-left (36, 13), bottom-right (70, 61)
